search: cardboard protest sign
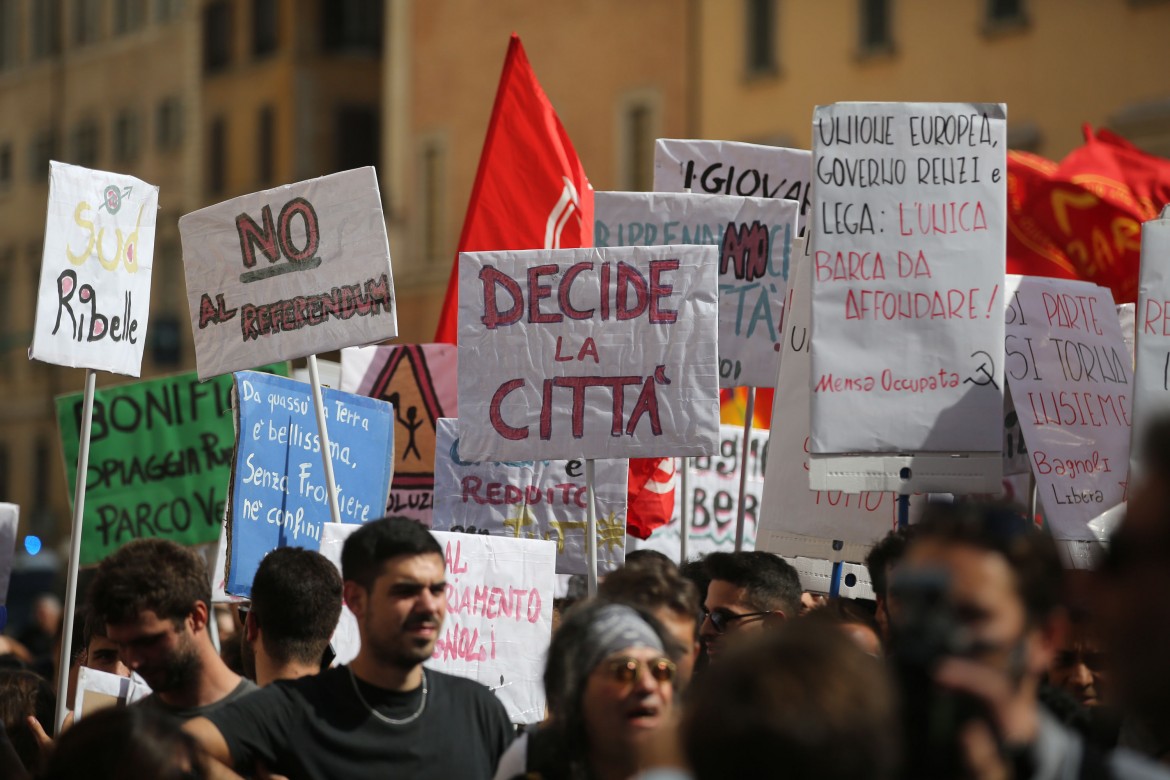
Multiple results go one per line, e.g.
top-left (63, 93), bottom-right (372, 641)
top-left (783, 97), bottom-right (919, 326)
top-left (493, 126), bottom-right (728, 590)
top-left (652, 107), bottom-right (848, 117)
top-left (73, 667), bottom-right (150, 721)
top-left (227, 371), bottom-right (394, 597)
top-left (809, 103), bottom-right (1006, 455)
top-left (180, 167), bottom-right (396, 380)
top-left (432, 418), bottom-right (627, 576)
top-left (756, 249), bottom-right (904, 561)
top-left (30, 162), bottom-right (158, 376)
top-left (457, 245), bottom-right (720, 461)
top-left (1118, 304), bottom-right (1136, 369)
top-left (55, 366), bottom-right (287, 565)
top-left (595, 192), bottom-right (797, 388)
top-left (1004, 275), bottom-right (1132, 540)
top-left (628, 425), bottom-right (766, 560)
top-left (653, 139), bottom-right (812, 223)
top-left (341, 345), bottom-right (458, 524)
top-left (319, 523), bottom-right (555, 724)
top-left (1134, 218), bottom-right (1170, 443)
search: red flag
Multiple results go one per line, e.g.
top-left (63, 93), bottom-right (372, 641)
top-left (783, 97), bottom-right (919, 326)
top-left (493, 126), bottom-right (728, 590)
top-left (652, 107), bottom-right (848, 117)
top-left (435, 34), bottom-right (676, 539)
top-left (433, 34), bottom-right (592, 344)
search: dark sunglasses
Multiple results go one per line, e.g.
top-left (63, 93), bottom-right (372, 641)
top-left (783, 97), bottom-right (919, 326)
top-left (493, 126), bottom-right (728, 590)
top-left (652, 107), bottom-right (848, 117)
top-left (604, 656), bottom-right (677, 685)
top-left (704, 608), bottom-right (771, 634)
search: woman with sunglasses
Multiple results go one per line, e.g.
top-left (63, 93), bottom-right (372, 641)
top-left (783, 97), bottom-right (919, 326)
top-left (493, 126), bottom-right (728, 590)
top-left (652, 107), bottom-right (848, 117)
top-left (494, 600), bottom-right (683, 780)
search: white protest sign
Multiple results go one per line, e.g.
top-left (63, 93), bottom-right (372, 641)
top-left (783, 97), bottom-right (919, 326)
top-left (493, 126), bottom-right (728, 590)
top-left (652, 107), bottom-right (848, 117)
top-left (457, 245), bottom-right (720, 461)
top-left (1118, 303), bottom-right (1136, 369)
top-left (653, 139), bottom-right (811, 224)
top-left (1133, 218), bottom-right (1170, 445)
top-left (1004, 275), bottom-right (1132, 540)
top-left (595, 192), bottom-right (797, 388)
top-left (787, 557), bottom-right (875, 599)
top-left (30, 162), bottom-right (158, 376)
top-left (628, 425), bottom-right (766, 559)
top-left (73, 667), bottom-right (151, 721)
top-left (180, 167), bottom-right (396, 380)
top-left (809, 103), bottom-right (1006, 457)
top-left (432, 418), bottom-right (627, 576)
top-left (1002, 385), bottom-right (1032, 476)
top-left (319, 523), bottom-right (555, 724)
top-left (756, 249), bottom-right (905, 562)
top-left (0, 504), bottom-right (16, 611)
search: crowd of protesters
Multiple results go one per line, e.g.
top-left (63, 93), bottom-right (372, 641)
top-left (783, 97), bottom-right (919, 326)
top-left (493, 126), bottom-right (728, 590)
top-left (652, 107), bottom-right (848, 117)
top-left (5, 419), bottom-right (1170, 779)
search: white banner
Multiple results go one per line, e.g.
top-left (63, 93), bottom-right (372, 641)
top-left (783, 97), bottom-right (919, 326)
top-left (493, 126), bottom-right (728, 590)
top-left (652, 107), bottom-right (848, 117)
top-left (1005, 275), bottom-right (1132, 540)
top-left (180, 167), bottom-right (396, 380)
top-left (457, 245), bottom-right (720, 461)
top-left (319, 523), bottom-right (554, 724)
top-left (30, 162), bottom-right (158, 375)
top-left (756, 249), bottom-right (905, 560)
top-left (1134, 218), bottom-right (1170, 447)
top-left (595, 192), bottom-right (797, 388)
top-left (432, 418), bottom-right (627, 576)
top-left (809, 103), bottom-right (1006, 454)
top-left (652, 139), bottom-right (811, 225)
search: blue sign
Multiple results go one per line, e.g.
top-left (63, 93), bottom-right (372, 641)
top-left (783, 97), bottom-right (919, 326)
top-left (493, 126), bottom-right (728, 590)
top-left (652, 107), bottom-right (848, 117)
top-left (227, 371), bottom-right (394, 597)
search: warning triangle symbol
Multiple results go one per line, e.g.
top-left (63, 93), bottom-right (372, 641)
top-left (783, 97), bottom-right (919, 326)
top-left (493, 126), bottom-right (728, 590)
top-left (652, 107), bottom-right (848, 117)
top-left (369, 345), bottom-right (450, 489)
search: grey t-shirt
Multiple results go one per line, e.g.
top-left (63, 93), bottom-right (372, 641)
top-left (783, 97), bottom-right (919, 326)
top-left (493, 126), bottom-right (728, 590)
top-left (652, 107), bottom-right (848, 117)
top-left (135, 677), bottom-right (258, 723)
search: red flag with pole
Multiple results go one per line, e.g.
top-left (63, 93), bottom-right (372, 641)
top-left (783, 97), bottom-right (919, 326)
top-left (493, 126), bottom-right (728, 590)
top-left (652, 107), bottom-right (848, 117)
top-left (435, 34), bottom-right (676, 540)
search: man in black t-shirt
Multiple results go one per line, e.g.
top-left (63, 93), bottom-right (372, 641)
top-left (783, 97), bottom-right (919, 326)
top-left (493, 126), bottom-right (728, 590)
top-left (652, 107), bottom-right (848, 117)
top-left (186, 518), bottom-right (513, 780)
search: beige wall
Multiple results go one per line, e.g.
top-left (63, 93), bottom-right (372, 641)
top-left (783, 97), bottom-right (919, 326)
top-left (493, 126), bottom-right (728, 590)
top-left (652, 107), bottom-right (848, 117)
top-left (696, 0), bottom-right (1170, 159)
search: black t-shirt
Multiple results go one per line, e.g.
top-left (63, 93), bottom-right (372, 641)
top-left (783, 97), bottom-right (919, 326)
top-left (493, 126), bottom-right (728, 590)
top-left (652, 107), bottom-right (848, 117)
top-left (206, 666), bottom-right (514, 780)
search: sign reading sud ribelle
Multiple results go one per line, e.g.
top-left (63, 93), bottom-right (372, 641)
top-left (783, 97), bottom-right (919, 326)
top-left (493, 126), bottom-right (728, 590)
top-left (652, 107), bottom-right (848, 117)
top-left (457, 245), bottom-right (720, 461)
top-left (30, 162), bottom-right (159, 376)
top-left (809, 103), bottom-right (1006, 455)
top-left (179, 167), bottom-right (397, 380)
top-left (594, 192), bottom-right (798, 388)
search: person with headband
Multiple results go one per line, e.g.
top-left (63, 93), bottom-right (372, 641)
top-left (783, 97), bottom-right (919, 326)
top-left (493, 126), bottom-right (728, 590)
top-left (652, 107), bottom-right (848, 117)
top-left (494, 601), bottom-right (682, 780)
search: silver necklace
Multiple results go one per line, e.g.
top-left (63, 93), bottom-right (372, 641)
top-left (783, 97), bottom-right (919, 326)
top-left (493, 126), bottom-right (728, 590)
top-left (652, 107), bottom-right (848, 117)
top-left (347, 667), bottom-right (427, 726)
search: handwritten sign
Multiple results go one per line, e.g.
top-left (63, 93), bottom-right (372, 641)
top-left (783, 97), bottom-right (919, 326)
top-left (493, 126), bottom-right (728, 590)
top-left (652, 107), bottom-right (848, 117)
top-left (457, 245), bottom-right (720, 461)
top-left (628, 425), bottom-right (766, 559)
top-left (809, 103), bottom-right (1006, 454)
top-left (319, 523), bottom-right (554, 724)
top-left (756, 249), bottom-right (903, 561)
top-left (653, 139), bottom-right (811, 223)
top-left (340, 344), bottom-right (458, 524)
top-left (432, 418), bottom-right (627, 576)
top-left (1004, 275), bottom-right (1132, 540)
top-left (595, 192), bottom-right (796, 388)
top-left (1134, 218), bottom-right (1170, 442)
top-left (30, 162), bottom-right (158, 375)
top-left (227, 371), bottom-right (394, 597)
top-left (73, 667), bottom-right (150, 721)
top-left (56, 365), bottom-right (286, 565)
top-left (179, 167), bottom-right (396, 380)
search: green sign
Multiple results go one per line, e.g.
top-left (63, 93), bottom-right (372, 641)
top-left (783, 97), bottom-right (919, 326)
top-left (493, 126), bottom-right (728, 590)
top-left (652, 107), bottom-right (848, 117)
top-left (56, 364), bottom-right (288, 565)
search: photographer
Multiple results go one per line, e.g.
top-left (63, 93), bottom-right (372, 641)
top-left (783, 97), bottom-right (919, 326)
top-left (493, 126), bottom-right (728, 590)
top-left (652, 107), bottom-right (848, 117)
top-left (891, 502), bottom-right (1168, 780)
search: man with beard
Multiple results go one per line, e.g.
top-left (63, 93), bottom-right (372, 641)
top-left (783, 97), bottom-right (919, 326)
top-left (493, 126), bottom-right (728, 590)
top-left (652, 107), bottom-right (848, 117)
top-left (186, 517), bottom-right (513, 780)
top-left (87, 539), bottom-right (257, 722)
top-left (241, 547), bottom-right (342, 687)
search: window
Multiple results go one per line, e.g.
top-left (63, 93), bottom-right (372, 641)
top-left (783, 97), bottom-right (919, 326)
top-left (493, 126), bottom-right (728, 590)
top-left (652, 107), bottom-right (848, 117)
top-left (204, 0), bottom-right (232, 73)
top-left (72, 120), bottom-right (101, 168)
top-left (28, 130), bottom-right (57, 181)
top-left (987, 0), bottom-right (1025, 22)
top-left (253, 0), bottom-right (278, 57)
top-left (621, 100), bottom-right (656, 192)
top-left (0, 142), bottom-right (12, 190)
top-left (113, 0), bottom-right (146, 34)
top-left (0, 0), bottom-right (19, 70)
top-left (72, 0), bottom-right (102, 46)
top-left (417, 138), bottom-right (446, 265)
top-left (31, 0), bottom-right (61, 59)
top-left (322, 0), bottom-right (382, 53)
top-left (156, 96), bottom-right (183, 150)
top-left (858, 0), bottom-right (893, 54)
top-left (257, 105), bottom-right (275, 184)
top-left (155, 0), bottom-right (184, 23)
top-left (744, 0), bottom-right (777, 76)
top-left (335, 106), bottom-right (379, 172)
top-left (113, 110), bottom-right (141, 164)
top-left (208, 117), bottom-right (226, 195)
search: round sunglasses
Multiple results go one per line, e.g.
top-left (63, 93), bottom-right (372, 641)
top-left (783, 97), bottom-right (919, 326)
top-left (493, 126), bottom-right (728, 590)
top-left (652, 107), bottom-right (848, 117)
top-left (604, 656), bottom-right (677, 685)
